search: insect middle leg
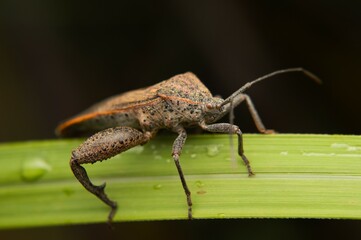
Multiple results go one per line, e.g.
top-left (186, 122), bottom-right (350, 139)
top-left (171, 126), bottom-right (193, 219)
top-left (70, 126), bottom-right (152, 223)
top-left (199, 122), bottom-right (254, 176)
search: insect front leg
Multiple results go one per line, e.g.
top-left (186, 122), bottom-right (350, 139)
top-left (70, 126), bottom-right (152, 223)
top-left (238, 93), bottom-right (275, 134)
top-left (171, 126), bottom-right (193, 220)
top-left (221, 93), bottom-right (275, 134)
top-left (199, 122), bottom-right (254, 176)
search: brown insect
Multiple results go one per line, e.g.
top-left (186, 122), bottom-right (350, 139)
top-left (56, 68), bottom-right (320, 223)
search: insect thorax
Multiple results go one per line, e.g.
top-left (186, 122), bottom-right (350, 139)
top-left (135, 98), bottom-right (206, 131)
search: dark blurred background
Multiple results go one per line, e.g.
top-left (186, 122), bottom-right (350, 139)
top-left (0, 0), bottom-right (360, 239)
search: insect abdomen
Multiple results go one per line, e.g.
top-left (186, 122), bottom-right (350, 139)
top-left (56, 111), bottom-right (140, 137)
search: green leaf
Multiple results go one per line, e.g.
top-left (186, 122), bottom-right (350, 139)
top-left (0, 134), bottom-right (361, 229)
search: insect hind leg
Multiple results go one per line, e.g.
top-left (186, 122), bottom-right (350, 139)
top-left (70, 126), bottom-right (152, 223)
top-left (70, 156), bottom-right (117, 221)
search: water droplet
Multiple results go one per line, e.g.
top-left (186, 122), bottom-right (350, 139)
top-left (190, 153), bottom-right (197, 158)
top-left (217, 213), bottom-right (226, 218)
top-left (303, 152), bottom-right (361, 158)
top-left (347, 146), bottom-right (361, 151)
top-left (207, 145), bottom-right (219, 157)
top-left (195, 180), bottom-right (205, 188)
top-left (331, 143), bottom-right (349, 148)
top-left (21, 158), bottom-right (51, 182)
top-left (153, 184), bottom-right (163, 190)
top-left (280, 151), bottom-right (288, 156)
top-left (302, 152), bottom-right (336, 157)
top-left (330, 143), bottom-right (361, 152)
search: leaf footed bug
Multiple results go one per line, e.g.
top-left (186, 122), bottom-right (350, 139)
top-left (56, 68), bottom-right (320, 224)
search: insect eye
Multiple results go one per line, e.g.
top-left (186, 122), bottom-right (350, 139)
top-left (206, 103), bottom-right (214, 109)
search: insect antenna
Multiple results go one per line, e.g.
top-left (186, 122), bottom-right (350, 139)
top-left (220, 67), bottom-right (321, 108)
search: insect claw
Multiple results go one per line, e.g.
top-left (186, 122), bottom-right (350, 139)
top-left (188, 209), bottom-right (193, 220)
top-left (248, 171), bottom-right (255, 177)
top-left (261, 129), bottom-right (277, 134)
top-left (107, 202), bottom-right (118, 225)
top-left (240, 154), bottom-right (254, 176)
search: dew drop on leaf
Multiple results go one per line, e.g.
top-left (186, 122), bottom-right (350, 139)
top-left (21, 158), bottom-right (51, 182)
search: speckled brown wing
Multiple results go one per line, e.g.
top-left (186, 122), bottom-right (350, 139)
top-left (56, 86), bottom-right (161, 137)
top-left (79, 87), bottom-right (159, 113)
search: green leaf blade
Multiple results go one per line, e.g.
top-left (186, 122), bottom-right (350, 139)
top-left (0, 134), bottom-right (361, 229)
